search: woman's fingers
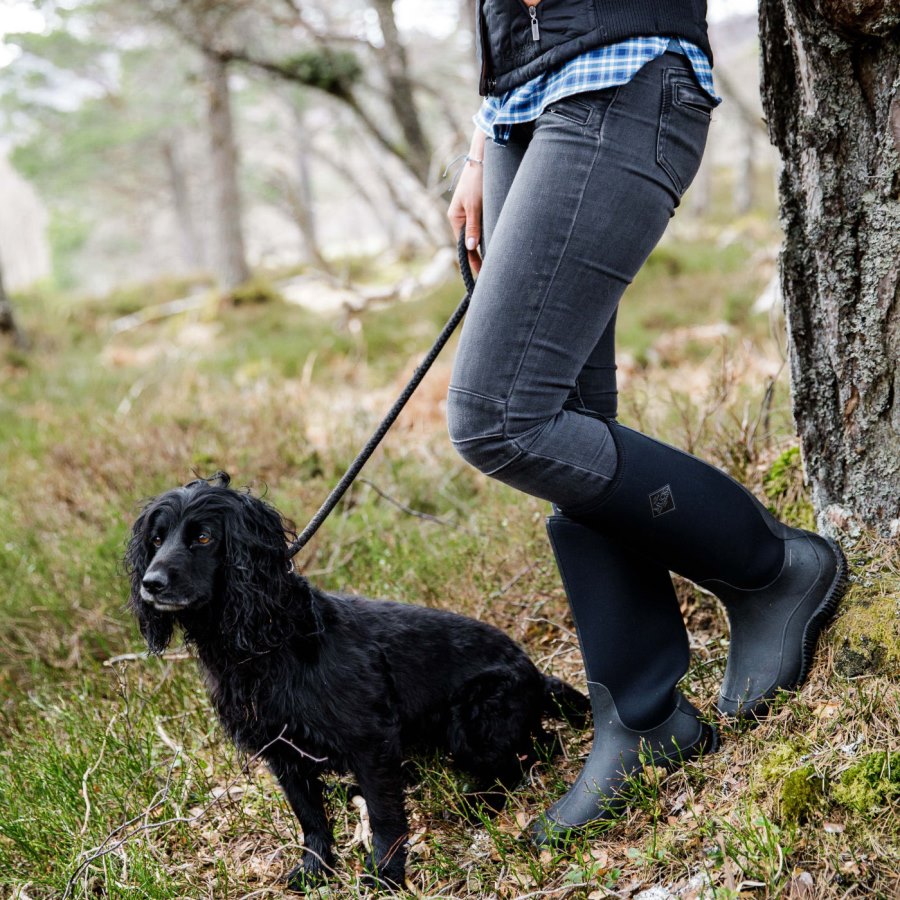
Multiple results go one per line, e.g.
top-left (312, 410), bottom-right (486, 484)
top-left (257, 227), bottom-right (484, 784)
top-left (448, 164), bottom-right (484, 274)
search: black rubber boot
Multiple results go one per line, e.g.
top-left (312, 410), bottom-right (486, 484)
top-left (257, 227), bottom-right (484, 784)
top-left (562, 421), bottom-right (848, 718)
top-left (531, 515), bottom-right (716, 847)
top-left (531, 682), bottom-right (715, 847)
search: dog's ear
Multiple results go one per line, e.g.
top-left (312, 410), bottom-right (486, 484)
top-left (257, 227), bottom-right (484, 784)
top-left (219, 491), bottom-right (297, 652)
top-left (125, 503), bottom-right (174, 654)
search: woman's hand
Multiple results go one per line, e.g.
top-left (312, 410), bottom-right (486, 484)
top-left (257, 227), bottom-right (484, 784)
top-left (448, 129), bottom-right (487, 274)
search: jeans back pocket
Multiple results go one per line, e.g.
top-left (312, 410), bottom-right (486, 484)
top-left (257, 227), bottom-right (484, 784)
top-left (656, 69), bottom-right (714, 196)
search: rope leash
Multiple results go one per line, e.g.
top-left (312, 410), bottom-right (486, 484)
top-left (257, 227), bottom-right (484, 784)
top-left (286, 230), bottom-right (477, 559)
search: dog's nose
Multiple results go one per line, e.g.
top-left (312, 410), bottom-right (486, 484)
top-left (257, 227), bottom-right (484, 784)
top-left (142, 571), bottom-right (169, 595)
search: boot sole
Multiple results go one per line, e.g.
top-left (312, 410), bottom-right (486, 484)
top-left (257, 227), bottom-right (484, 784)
top-left (795, 535), bottom-right (849, 690)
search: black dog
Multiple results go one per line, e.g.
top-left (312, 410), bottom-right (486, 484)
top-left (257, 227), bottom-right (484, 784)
top-left (126, 473), bottom-right (587, 890)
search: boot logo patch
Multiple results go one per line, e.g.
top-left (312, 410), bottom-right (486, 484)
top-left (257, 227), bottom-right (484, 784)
top-left (649, 484), bottom-right (675, 517)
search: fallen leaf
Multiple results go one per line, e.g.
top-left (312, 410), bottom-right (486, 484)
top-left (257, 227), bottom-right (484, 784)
top-left (785, 870), bottom-right (815, 898)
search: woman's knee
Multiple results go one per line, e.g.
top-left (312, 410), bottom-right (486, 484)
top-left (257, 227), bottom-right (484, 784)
top-left (446, 387), bottom-right (521, 475)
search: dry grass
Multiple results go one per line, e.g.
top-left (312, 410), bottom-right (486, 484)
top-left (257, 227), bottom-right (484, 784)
top-left (1, 229), bottom-right (897, 899)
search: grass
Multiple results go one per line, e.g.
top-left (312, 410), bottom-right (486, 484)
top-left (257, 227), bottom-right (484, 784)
top-left (1, 213), bottom-right (898, 898)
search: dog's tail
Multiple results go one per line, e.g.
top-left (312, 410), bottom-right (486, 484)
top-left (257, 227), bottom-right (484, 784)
top-left (542, 675), bottom-right (589, 728)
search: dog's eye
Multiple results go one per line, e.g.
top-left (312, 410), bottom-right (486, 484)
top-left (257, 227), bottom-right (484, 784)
top-left (196, 533), bottom-right (211, 545)
top-left (151, 536), bottom-right (162, 548)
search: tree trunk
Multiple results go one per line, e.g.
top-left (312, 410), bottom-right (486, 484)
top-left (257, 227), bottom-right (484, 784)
top-left (161, 136), bottom-right (205, 270)
top-left (370, 0), bottom-right (432, 185)
top-left (734, 120), bottom-right (756, 216)
top-left (0, 254), bottom-right (28, 349)
top-left (288, 109), bottom-right (333, 272)
top-left (204, 52), bottom-right (251, 290)
top-left (759, 0), bottom-right (900, 535)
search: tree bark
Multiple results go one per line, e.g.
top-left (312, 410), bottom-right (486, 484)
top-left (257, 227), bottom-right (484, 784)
top-left (310, 145), bottom-right (400, 246)
top-left (759, 0), bottom-right (900, 535)
top-left (0, 254), bottom-right (28, 349)
top-left (273, 108), bottom-right (333, 273)
top-left (204, 51), bottom-right (251, 290)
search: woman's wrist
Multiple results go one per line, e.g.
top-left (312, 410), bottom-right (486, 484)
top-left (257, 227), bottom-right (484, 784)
top-left (467, 130), bottom-right (487, 166)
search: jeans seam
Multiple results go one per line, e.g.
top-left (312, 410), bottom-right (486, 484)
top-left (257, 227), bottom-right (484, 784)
top-left (447, 385), bottom-right (506, 405)
top-left (560, 417), bottom-right (626, 516)
top-left (511, 438), bottom-right (615, 478)
top-left (544, 98), bottom-right (593, 126)
top-left (477, 446), bottom-right (525, 478)
top-left (449, 432), bottom-right (505, 446)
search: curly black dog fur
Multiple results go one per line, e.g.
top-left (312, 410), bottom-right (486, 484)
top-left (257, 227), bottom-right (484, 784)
top-left (126, 473), bottom-right (588, 890)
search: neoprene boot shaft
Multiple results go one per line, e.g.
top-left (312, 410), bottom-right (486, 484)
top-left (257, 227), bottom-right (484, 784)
top-left (546, 514), bottom-right (688, 730)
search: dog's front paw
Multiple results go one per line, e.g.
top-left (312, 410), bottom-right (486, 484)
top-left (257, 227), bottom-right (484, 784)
top-left (361, 851), bottom-right (405, 892)
top-left (285, 858), bottom-right (329, 893)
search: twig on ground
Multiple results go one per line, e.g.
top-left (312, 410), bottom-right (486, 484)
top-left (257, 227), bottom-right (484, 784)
top-left (536, 640), bottom-right (579, 670)
top-left (491, 563), bottom-right (539, 598)
top-left (509, 884), bottom-right (616, 900)
top-left (104, 650), bottom-right (192, 666)
top-left (154, 721), bottom-right (182, 754)
top-left (359, 477), bottom-right (458, 528)
top-left (80, 714), bottom-right (119, 835)
top-left (275, 730), bottom-right (328, 764)
top-left (109, 294), bottom-right (207, 335)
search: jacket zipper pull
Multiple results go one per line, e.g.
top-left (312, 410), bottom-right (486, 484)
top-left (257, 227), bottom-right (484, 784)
top-left (529, 6), bottom-right (540, 41)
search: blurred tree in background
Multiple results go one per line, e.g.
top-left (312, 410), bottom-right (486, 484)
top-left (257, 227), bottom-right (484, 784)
top-left (3, 1), bottom-right (209, 288)
top-left (1, 0), bottom-right (471, 292)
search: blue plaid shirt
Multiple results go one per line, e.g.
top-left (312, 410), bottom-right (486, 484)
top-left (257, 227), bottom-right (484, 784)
top-left (475, 37), bottom-right (719, 145)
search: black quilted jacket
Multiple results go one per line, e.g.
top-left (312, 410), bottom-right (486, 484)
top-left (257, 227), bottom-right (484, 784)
top-left (476, 0), bottom-right (712, 95)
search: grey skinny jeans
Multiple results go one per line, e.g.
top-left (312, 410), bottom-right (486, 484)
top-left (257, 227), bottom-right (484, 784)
top-left (447, 51), bottom-right (714, 509)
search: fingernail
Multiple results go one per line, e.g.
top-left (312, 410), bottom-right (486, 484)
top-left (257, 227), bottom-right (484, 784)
top-left (466, 237), bottom-right (477, 250)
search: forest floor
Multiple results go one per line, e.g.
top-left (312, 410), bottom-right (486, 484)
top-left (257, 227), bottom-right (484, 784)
top-left (1, 209), bottom-right (898, 899)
